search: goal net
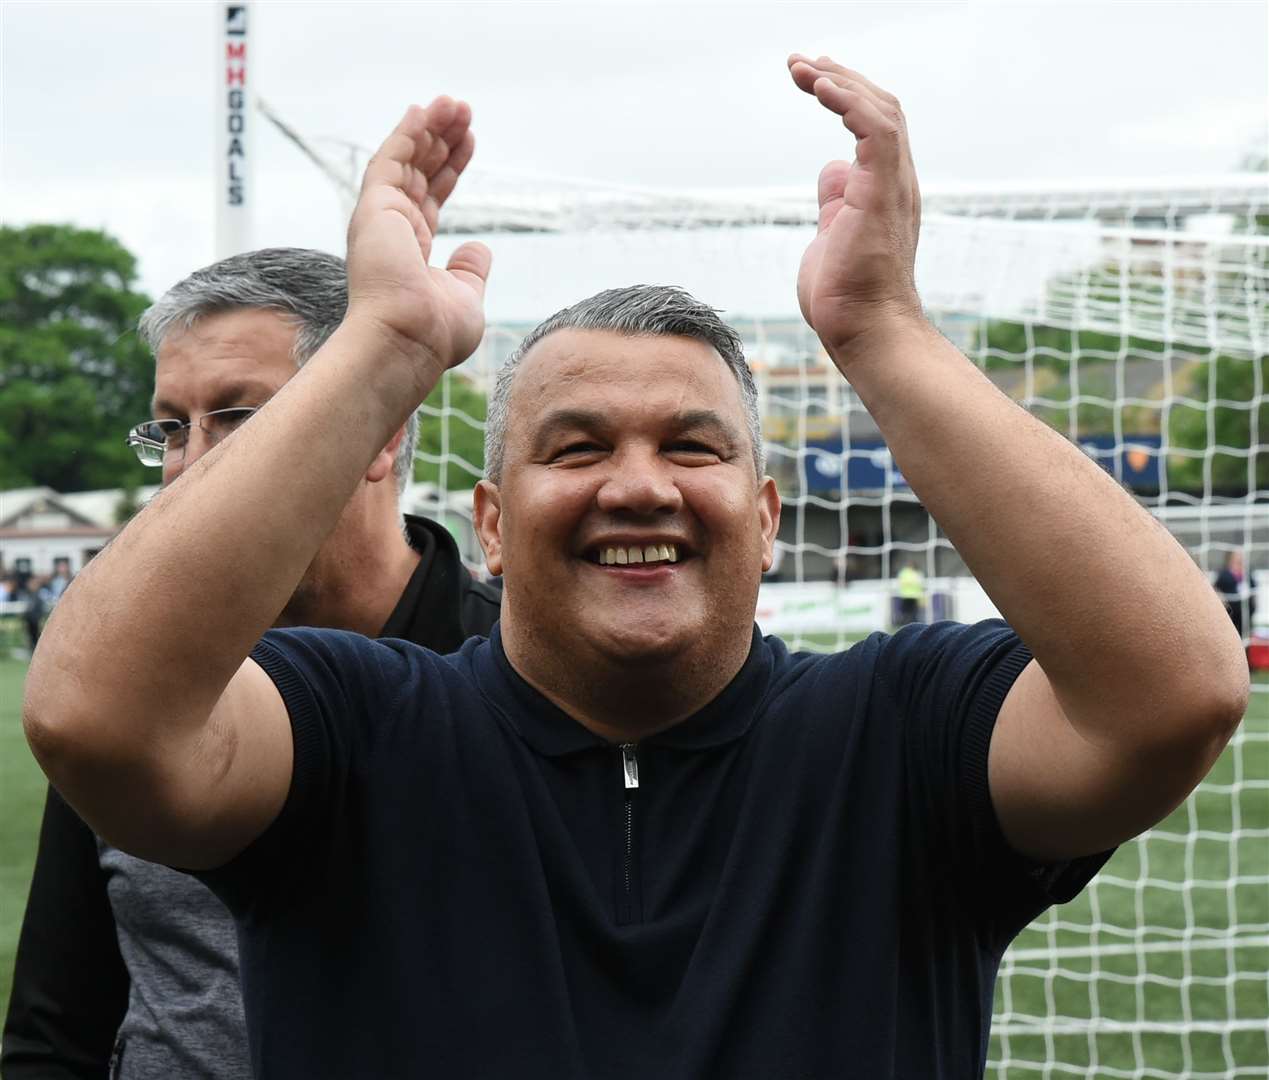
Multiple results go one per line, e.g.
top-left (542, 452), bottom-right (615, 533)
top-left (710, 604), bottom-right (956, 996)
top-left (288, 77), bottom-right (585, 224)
top-left (413, 167), bottom-right (1269, 1077)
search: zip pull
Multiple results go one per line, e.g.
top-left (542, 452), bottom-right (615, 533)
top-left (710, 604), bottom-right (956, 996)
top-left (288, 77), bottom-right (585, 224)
top-left (620, 743), bottom-right (639, 789)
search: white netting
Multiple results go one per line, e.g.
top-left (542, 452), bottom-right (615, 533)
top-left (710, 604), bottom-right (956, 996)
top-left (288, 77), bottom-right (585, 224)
top-left (408, 169), bottom-right (1269, 1077)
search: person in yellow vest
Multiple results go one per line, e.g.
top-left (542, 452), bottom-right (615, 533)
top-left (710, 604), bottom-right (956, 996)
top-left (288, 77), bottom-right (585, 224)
top-left (896, 561), bottom-right (926, 626)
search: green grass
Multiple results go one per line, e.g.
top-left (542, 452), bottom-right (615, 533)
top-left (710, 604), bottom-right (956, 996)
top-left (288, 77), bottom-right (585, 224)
top-left (0, 658), bottom-right (44, 1023)
top-left (988, 681), bottom-right (1269, 1077)
top-left (1, 659), bottom-right (1266, 1075)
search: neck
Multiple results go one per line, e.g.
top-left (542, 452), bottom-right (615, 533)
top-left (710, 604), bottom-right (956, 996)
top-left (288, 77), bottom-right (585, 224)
top-left (500, 613), bottom-right (754, 743)
top-left (278, 509), bottom-right (422, 637)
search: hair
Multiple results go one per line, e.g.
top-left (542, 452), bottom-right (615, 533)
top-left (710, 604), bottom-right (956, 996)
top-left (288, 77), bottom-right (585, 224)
top-left (137, 247), bottom-right (418, 494)
top-left (484, 285), bottom-right (765, 484)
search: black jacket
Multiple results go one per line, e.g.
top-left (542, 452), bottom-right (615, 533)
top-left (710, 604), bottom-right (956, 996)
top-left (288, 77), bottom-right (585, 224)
top-left (1, 515), bottom-right (499, 1078)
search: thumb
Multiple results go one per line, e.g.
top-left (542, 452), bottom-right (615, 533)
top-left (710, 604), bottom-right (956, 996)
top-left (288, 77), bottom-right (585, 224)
top-left (447, 241), bottom-right (492, 298)
top-left (816, 160), bottom-right (851, 233)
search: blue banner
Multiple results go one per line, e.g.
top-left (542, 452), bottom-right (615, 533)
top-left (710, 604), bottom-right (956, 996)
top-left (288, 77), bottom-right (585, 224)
top-left (801, 434), bottom-right (1163, 494)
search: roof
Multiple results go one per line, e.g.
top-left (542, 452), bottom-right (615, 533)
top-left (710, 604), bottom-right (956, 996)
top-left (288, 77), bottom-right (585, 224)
top-left (0, 485), bottom-right (160, 530)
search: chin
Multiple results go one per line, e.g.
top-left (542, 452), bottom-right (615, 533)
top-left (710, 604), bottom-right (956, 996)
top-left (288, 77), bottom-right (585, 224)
top-left (591, 620), bottom-right (699, 667)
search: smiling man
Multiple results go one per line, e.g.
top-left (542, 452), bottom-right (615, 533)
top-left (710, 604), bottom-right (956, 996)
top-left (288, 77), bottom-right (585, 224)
top-left (477, 303), bottom-right (779, 741)
top-left (22, 57), bottom-right (1247, 1079)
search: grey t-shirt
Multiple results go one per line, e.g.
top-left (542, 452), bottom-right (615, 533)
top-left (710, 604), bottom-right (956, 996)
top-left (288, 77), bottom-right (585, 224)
top-left (98, 843), bottom-right (250, 1079)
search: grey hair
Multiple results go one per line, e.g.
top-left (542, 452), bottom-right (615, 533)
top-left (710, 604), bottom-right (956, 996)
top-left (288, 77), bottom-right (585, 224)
top-left (484, 285), bottom-right (765, 484)
top-left (138, 247), bottom-right (418, 493)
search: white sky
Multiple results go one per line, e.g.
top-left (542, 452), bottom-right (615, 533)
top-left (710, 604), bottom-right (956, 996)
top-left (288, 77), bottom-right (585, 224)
top-left (2, 0), bottom-right (1267, 320)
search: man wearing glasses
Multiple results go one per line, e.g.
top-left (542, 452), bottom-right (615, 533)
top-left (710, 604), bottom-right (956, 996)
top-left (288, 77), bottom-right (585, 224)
top-left (2, 248), bottom-right (500, 1079)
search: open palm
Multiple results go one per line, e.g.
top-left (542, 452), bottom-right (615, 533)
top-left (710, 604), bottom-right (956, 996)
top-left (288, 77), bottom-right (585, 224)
top-left (789, 57), bottom-right (922, 356)
top-left (345, 97), bottom-right (491, 379)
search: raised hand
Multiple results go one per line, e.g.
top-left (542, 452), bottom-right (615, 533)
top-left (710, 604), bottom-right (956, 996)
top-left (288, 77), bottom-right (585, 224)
top-left (345, 97), bottom-right (492, 381)
top-left (788, 56), bottom-right (924, 360)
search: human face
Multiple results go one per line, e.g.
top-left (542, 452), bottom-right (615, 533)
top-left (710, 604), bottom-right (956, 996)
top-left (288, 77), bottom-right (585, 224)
top-left (476, 328), bottom-right (779, 674)
top-left (151, 309), bottom-right (299, 486)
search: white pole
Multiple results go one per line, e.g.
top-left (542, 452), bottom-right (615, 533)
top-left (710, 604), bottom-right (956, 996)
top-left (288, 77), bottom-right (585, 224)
top-left (214, 3), bottom-right (253, 258)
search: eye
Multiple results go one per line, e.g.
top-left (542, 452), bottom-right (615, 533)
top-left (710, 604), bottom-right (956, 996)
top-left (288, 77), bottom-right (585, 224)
top-left (666, 441), bottom-right (721, 462)
top-left (550, 442), bottom-right (605, 463)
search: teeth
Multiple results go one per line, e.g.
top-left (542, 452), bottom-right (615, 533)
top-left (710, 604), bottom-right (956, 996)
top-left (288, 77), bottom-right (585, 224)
top-left (599, 543), bottom-right (679, 565)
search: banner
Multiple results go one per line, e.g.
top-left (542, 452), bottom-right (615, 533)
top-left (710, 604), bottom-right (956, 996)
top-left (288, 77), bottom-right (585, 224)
top-left (215, 4), bottom-right (252, 257)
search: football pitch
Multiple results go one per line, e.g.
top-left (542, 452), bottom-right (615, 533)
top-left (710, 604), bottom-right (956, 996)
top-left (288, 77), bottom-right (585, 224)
top-left (1, 657), bottom-right (1266, 1074)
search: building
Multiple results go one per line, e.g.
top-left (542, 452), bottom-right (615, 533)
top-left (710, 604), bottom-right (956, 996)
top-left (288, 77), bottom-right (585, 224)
top-left (0, 486), bottom-right (158, 578)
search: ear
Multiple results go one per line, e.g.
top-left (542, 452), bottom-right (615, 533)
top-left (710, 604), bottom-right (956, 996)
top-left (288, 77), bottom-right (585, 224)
top-left (366, 425), bottom-right (408, 485)
top-left (472, 479), bottom-right (504, 576)
top-left (757, 476), bottom-right (781, 572)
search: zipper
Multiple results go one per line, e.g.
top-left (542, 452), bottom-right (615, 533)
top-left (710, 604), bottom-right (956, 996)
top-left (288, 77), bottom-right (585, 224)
top-left (617, 742), bottom-right (639, 924)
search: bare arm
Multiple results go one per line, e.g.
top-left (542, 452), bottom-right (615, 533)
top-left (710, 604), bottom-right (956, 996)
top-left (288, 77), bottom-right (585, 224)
top-left (22, 97), bottom-right (492, 869)
top-left (788, 55), bottom-right (1248, 860)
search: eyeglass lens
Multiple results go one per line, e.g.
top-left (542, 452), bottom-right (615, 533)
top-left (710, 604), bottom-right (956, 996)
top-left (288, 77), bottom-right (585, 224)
top-left (127, 407), bottom-right (258, 466)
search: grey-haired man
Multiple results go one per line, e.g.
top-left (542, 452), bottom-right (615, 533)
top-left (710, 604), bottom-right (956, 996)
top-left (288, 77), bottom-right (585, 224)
top-left (3, 249), bottom-right (500, 1078)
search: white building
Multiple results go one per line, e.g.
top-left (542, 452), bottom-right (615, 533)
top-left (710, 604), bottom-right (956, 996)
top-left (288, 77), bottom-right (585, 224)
top-left (0, 486), bottom-right (159, 577)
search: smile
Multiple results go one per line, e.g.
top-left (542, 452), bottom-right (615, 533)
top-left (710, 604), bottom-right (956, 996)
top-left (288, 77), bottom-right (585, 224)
top-left (594, 543), bottom-right (680, 566)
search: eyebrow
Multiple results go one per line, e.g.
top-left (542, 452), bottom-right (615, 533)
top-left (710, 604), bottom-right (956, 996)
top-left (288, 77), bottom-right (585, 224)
top-left (150, 381), bottom-right (275, 419)
top-left (528, 407), bottom-right (744, 456)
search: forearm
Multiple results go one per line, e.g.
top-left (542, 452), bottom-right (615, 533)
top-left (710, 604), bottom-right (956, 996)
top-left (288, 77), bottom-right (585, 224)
top-left (25, 318), bottom-right (434, 774)
top-left (834, 317), bottom-right (1246, 744)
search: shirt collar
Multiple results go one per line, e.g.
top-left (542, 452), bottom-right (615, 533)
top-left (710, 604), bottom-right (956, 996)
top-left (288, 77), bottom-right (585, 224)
top-left (476, 623), bottom-right (774, 757)
top-left (379, 515), bottom-right (468, 653)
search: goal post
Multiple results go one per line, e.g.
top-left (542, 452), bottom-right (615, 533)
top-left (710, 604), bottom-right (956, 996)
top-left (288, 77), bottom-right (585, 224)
top-left (409, 169), bottom-right (1269, 1077)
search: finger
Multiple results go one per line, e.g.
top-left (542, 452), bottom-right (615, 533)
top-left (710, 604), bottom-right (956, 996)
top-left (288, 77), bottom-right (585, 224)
top-left (428, 129), bottom-right (475, 211)
top-left (430, 103), bottom-right (473, 172)
top-left (413, 100), bottom-right (464, 178)
top-left (446, 241), bottom-right (492, 299)
top-left (790, 54), bottom-right (896, 109)
top-left (359, 104), bottom-right (427, 197)
top-left (358, 97), bottom-right (455, 206)
top-left (806, 55), bottom-right (900, 109)
top-left (417, 129), bottom-right (476, 235)
top-left (804, 68), bottom-right (903, 134)
top-left (812, 77), bottom-right (903, 172)
top-left (788, 57), bottom-right (825, 96)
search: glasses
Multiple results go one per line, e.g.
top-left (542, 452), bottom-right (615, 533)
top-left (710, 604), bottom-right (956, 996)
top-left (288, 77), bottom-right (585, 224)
top-left (126, 406), bottom-right (260, 467)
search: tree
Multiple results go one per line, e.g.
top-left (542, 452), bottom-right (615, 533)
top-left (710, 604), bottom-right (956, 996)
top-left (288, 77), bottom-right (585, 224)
top-left (0, 224), bottom-right (155, 492)
top-left (412, 372), bottom-right (488, 489)
top-left (1166, 354), bottom-right (1269, 494)
top-left (974, 312), bottom-right (1166, 441)
top-left (975, 238), bottom-right (1267, 496)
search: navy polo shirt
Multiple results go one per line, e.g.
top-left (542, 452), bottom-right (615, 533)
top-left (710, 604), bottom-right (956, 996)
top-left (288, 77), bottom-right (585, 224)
top-left (199, 619), bottom-right (1110, 1079)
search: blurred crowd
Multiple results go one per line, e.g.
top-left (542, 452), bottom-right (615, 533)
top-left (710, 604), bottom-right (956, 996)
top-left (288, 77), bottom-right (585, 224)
top-left (0, 558), bottom-right (74, 651)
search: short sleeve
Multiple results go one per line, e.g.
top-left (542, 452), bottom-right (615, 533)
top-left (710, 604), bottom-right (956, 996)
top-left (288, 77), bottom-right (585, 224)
top-left (194, 627), bottom-right (433, 917)
top-left (874, 620), bottom-right (1112, 940)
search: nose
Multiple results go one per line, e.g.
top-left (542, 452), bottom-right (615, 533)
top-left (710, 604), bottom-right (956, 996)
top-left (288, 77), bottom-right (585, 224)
top-left (182, 424), bottom-right (219, 469)
top-left (161, 426), bottom-right (217, 485)
top-left (594, 446), bottom-right (683, 516)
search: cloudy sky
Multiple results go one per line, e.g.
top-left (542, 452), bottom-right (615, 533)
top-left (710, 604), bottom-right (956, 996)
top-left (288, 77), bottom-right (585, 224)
top-left (3, 0), bottom-right (1266, 320)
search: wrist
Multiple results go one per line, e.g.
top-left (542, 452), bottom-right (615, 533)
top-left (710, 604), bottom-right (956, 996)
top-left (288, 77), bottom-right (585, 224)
top-left (324, 314), bottom-right (447, 411)
top-left (822, 306), bottom-right (939, 374)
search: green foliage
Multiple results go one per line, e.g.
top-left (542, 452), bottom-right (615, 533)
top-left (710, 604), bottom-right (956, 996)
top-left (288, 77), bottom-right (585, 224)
top-left (974, 316), bottom-right (1167, 440)
top-left (0, 225), bottom-right (154, 492)
top-left (975, 220), bottom-right (1268, 494)
top-left (413, 372), bottom-right (487, 489)
top-left (1166, 354), bottom-right (1269, 494)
